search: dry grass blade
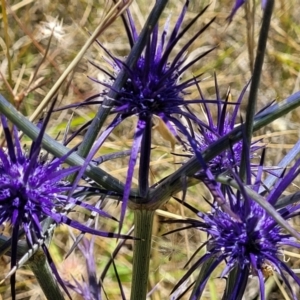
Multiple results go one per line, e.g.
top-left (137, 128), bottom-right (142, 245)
top-left (7, 6), bottom-right (64, 78)
top-left (0, 71), bottom-right (14, 99)
top-left (1, 0), bottom-right (12, 85)
top-left (0, 0), bottom-right (35, 19)
top-left (28, 0), bottom-right (133, 123)
top-left (244, 1), bottom-right (255, 73)
top-left (273, 273), bottom-right (290, 300)
top-left (155, 209), bottom-right (187, 220)
top-left (14, 30), bottom-right (54, 113)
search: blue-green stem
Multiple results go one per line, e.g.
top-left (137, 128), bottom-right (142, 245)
top-left (27, 250), bottom-right (65, 300)
top-left (260, 139), bottom-right (300, 193)
top-left (0, 94), bottom-right (128, 193)
top-left (78, 0), bottom-right (169, 159)
top-left (147, 91), bottom-right (300, 210)
top-left (239, 0), bottom-right (274, 179)
top-left (1, 90), bottom-right (300, 214)
top-left (1, 74), bottom-right (300, 300)
top-left (130, 209), bottom-right (155, 300)
top-left (1, 87), bottom-right (300, 237)
top-left (0, 231), bottom-right (65, 300)
top-left (2, 88), bottom-right (300, 298)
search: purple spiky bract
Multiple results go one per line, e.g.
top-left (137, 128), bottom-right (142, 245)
top-left (65, 237), bottom-right (101, 300)
top-left (76, 1), bottom-right (220, 230)
top-left (169, 157), bottom-right (300, 300)
top-left (193, 78), bottom-right (262, 177)
top-left (228, 0), bottom-right (246, 22)
top-left (0, 114), bottom-right (128, 299)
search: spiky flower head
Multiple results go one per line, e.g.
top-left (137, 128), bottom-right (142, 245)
top-left (71, 0), bottom-right (225, 228)
top-left (191, 79), bottom-right (262, 177)
top-left (167, 156), bottom-right (300, 300)
top-left (0, 112), bottom-right (128, 298)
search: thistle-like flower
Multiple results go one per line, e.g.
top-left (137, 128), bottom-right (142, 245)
top-left (0, 111), bottom-right (128, 298)
top-left (68, 0), bottom-right (225, 228)
top-left (166, 155), bottom-right (300, 300)
top-left (191, 78), bottom-right (262, 177)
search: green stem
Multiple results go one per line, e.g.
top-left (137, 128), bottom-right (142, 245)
top-left (1, 89), bottom-right (300, 206)
top-left (0, 94), bottom-right (128, 194)
top-left (239, 0), bottom-right (274, 179)
top-left (27, 250), bottom-right (65, 300)
top-left (0, 87), bottom-right (300, 236)
top-left (130, 209), bottom-right (154, 300)
top-left (148, 90), bottom-right (300, 210)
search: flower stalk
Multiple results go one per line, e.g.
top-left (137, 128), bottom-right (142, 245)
top-left (130, 209), bottom-right (155, 300)
top-left (1, 90), bottom-right (300, 222)
top-left (239, 0), bottom-right (274, 179)
top-left (27, 249), bottom-right (65, 300)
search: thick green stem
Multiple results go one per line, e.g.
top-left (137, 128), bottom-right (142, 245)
top-left (27, 250), bottom-right (65, 300)
top-left (0, 94), bottom-right (128, 193)
top-left (1, 90), bottom-right (300, 206)
top-left (240, 0), bottom-right (274, 178)
top-left (130, 209), bottom-right (154, 300)
top-left (148, 90), bottom-right (300, 210)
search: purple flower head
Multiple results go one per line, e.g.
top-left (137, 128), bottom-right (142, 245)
top-left (97, 1), bottom-right (216, 189)
top-left (192, 78), bottom-right (262, 177)
top-left (0, 112), bottom-right (130, 299)
top-left (72, 1), bottom-right (225, 229)
top-left (66, 234), bottom-right (127, 300)
top-left (167, 157), bottom-right (300, 300)
top-left (66, 237), bottom-right (101, 300)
